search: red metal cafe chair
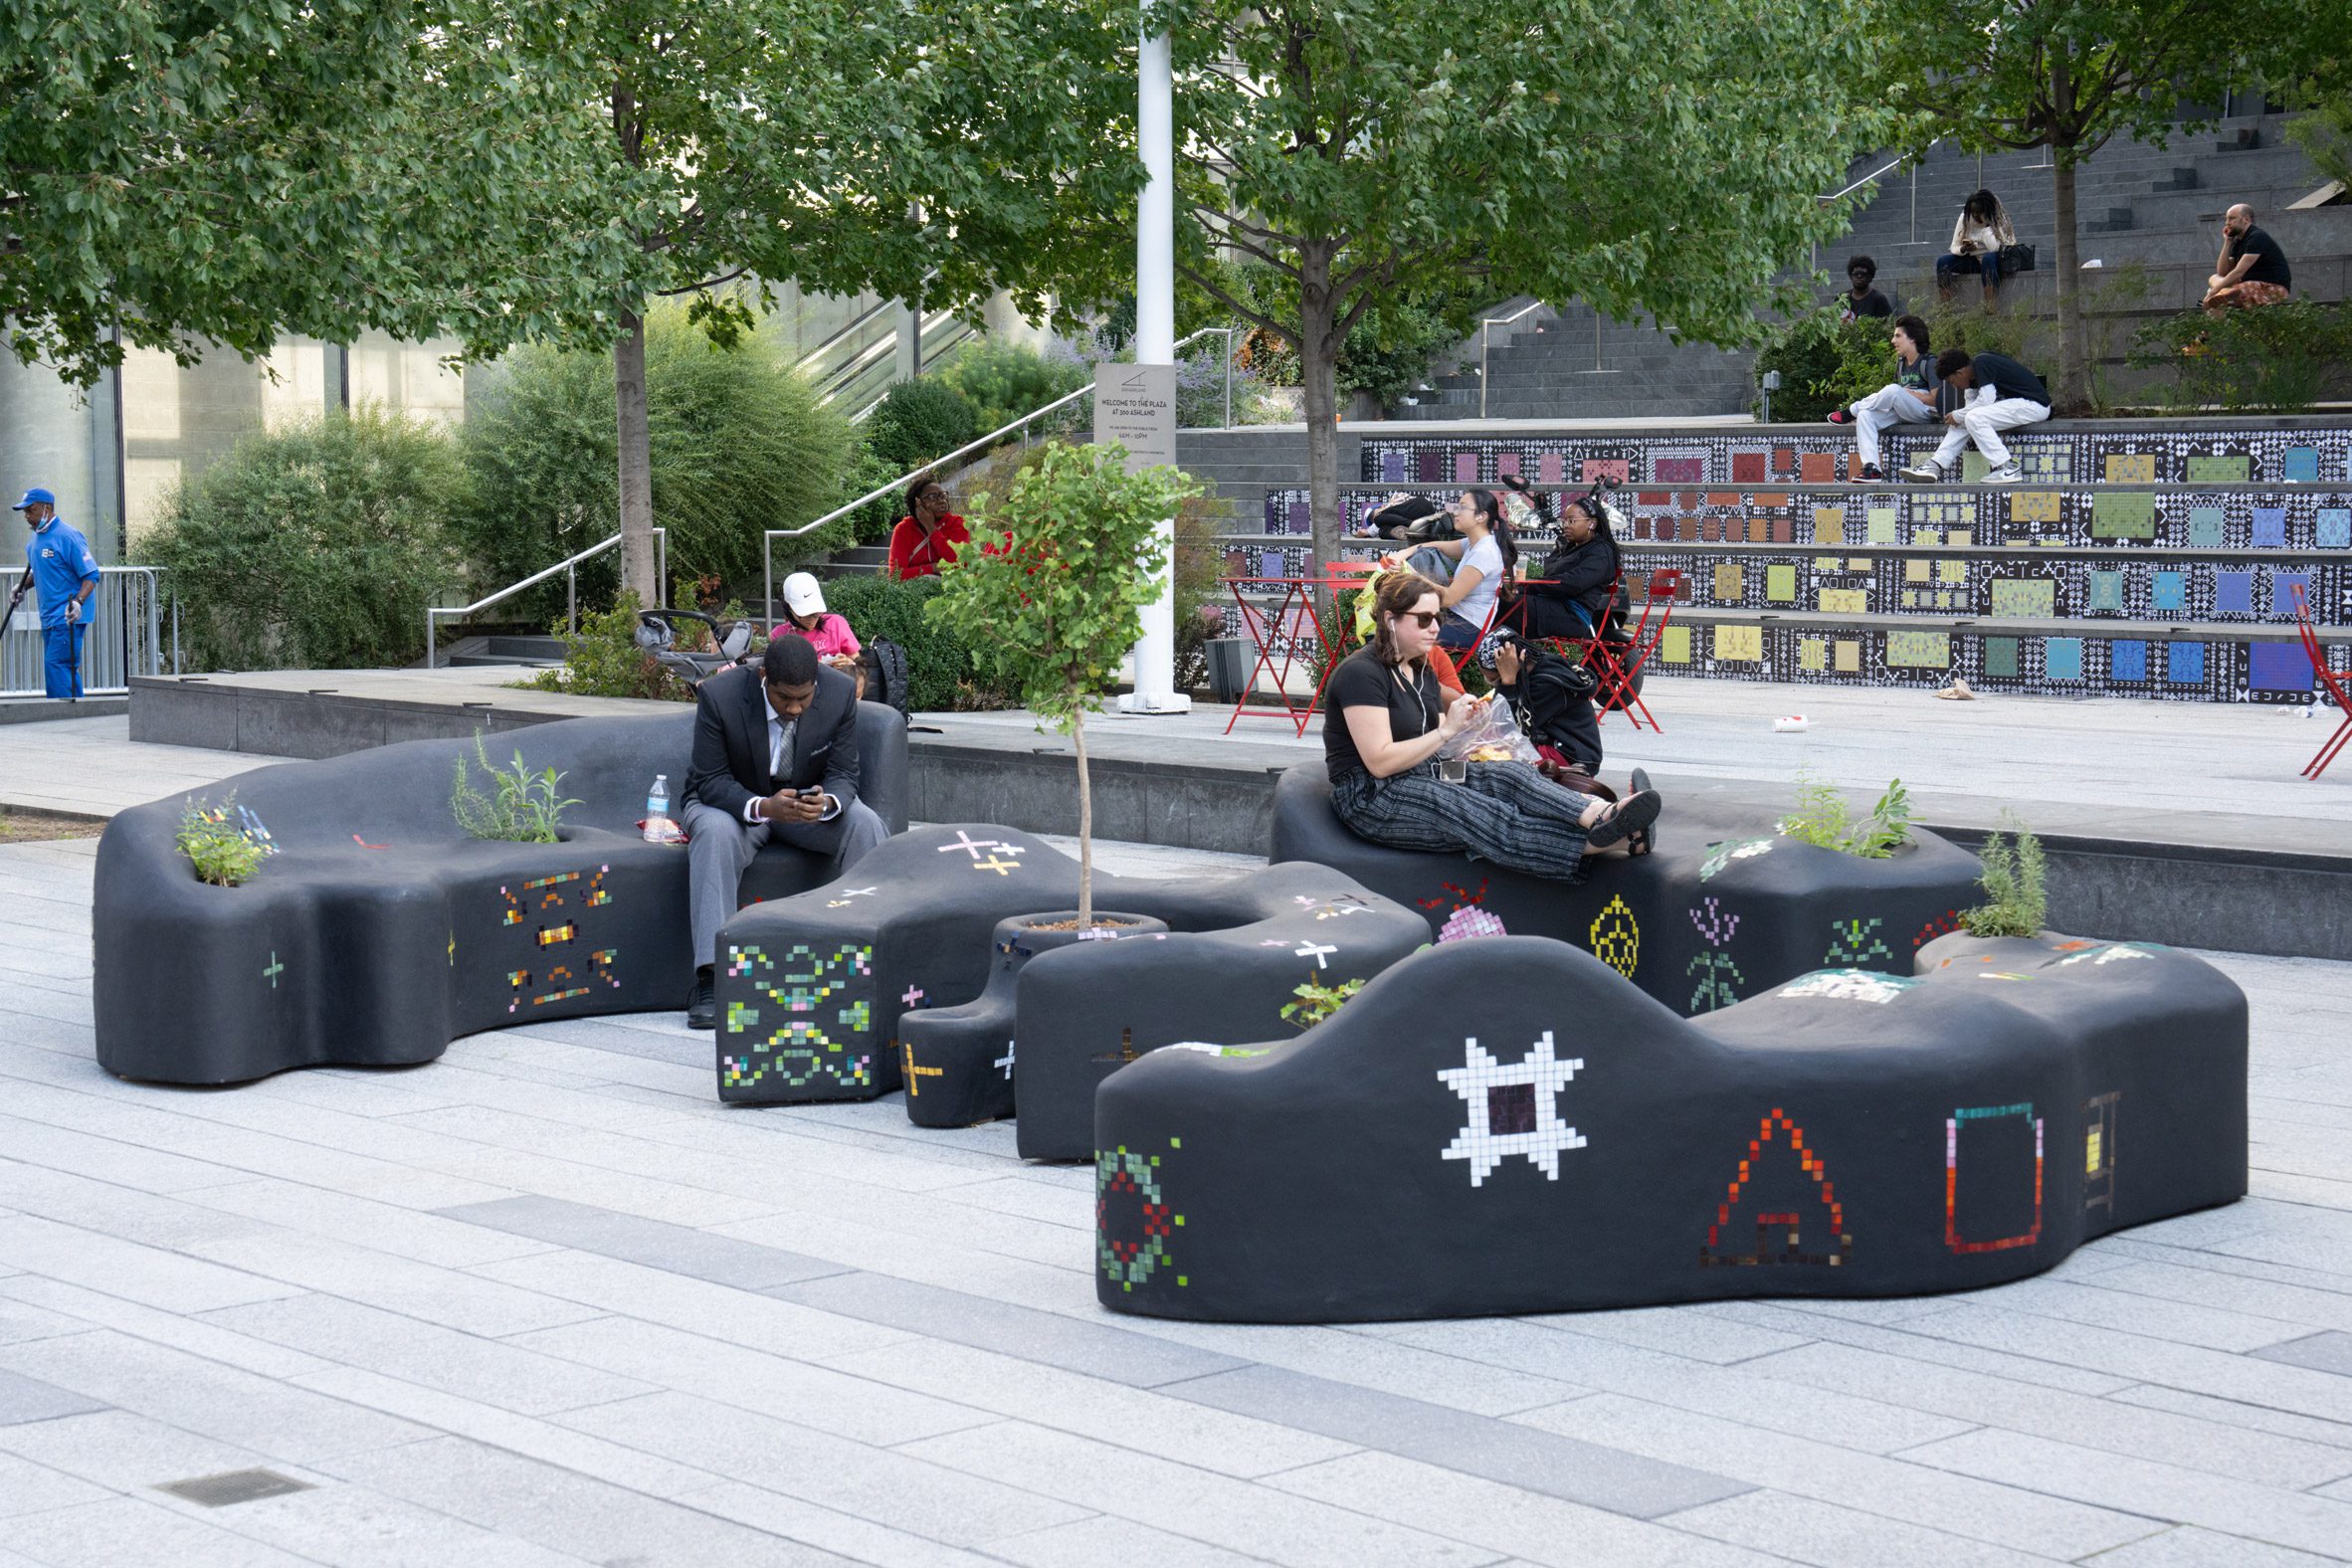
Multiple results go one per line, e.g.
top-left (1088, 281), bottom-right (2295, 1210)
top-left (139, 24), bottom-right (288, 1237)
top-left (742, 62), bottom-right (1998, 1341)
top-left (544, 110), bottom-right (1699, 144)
top-left (2292, 583), bottom-right (2352, 781)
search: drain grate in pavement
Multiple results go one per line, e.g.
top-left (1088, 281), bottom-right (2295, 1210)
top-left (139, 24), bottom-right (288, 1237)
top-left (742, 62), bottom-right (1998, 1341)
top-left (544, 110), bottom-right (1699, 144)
top-left (155, 1470), bottom-right (313, 1507)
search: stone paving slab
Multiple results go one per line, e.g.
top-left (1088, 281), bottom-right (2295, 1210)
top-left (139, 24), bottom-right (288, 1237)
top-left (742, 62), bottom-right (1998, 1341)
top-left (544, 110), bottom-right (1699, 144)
top-left (0, 833), bottom-right (2349, 1565)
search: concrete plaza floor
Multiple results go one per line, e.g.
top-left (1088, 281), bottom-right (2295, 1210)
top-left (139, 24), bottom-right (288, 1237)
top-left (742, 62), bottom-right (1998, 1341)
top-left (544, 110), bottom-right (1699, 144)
top-left (5, 807), bottom-right (2352, 1563)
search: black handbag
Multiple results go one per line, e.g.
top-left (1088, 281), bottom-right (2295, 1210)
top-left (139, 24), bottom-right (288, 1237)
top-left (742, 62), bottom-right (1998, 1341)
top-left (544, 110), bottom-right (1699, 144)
top-left (1999, 242), bottom-right (2037, 275)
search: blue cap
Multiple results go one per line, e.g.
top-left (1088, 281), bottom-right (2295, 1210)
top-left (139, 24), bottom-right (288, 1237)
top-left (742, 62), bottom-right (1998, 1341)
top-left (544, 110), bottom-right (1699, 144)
top-left (11, 488), bottom-right (55, 510)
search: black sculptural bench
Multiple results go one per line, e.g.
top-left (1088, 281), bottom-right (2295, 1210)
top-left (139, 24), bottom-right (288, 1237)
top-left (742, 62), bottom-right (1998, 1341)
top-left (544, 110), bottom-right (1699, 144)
top-left (1270, 761), bottom-right (1984, 1017)
top-left (93, 707), bottom-right (907, 1084)
top-left (709, 825), bottom-right (1429, 1159)
top-left (1094, 933), bottom-right (2248, 1321)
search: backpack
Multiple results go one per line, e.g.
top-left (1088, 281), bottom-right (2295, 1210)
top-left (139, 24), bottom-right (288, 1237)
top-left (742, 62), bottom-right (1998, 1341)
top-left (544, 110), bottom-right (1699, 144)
top-left (862, 638), bottom-right (912, 722)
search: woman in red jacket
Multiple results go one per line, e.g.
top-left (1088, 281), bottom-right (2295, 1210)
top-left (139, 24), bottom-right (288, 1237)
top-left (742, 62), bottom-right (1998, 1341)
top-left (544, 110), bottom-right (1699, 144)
top-left (885, 479), bottom-right (971, 580)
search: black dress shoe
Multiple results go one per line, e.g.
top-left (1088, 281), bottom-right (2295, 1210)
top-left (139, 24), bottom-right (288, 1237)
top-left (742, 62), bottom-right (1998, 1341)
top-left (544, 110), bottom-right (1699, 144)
top-left (686, 968), bottom-right (716, 1031)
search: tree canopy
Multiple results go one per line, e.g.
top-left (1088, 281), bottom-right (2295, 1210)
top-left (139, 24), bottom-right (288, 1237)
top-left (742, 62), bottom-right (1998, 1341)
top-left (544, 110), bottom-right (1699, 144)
top-left (0, 0), bottom-right (646, 384)
top-left (1878, 0), bottom-right (2340, 406)
top-left (1147, 0), bottom-right (1899, 567)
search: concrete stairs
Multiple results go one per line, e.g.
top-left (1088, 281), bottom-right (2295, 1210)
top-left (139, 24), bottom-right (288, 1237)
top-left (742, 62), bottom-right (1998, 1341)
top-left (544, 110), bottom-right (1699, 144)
top-left (1398, 112), bottom-right (2343, 423)
top-left (437, 634), bottom-right (567, 669)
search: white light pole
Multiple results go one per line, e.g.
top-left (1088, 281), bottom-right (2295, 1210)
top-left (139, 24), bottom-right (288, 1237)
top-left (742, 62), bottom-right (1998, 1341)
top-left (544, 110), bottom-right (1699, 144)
top-left (1117, 25), bottom-right (1187, 713)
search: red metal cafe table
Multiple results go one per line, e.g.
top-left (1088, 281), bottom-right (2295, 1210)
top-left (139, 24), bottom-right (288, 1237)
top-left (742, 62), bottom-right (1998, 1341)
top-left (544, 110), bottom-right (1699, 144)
top-left (1219, 564), bottom-right (1381, 737)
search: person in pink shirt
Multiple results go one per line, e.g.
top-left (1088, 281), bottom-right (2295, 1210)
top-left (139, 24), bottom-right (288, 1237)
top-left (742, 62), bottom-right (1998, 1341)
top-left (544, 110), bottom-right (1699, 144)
top-left (773, 572), bottom-right (865, 695)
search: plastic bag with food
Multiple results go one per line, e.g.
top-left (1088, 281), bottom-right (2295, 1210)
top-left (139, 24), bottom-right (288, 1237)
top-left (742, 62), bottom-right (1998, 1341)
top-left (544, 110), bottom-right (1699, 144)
top-left (1436, 693), bottom-right (1543, 768)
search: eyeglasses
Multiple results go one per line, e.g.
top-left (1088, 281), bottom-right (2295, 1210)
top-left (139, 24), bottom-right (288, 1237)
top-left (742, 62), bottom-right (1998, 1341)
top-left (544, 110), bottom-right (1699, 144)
top-left (1398, 611), bottom-right (1441, 629)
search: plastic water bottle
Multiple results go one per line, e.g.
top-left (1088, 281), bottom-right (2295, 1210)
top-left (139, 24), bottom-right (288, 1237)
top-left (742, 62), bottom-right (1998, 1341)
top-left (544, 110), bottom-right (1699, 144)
top-left (644, 774), bottom-right (671, 842)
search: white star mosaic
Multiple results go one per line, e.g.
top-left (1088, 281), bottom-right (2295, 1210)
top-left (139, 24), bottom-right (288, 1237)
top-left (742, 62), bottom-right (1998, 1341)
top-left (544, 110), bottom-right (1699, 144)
top-left (1437, 1031), bottom-right (1586, 1187)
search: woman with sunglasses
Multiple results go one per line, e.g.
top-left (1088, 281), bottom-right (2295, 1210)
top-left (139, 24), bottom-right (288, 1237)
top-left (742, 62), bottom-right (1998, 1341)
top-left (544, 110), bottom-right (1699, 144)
top-left (1387, 489), bottom-right (1515, 653)
top-left (1322, 572), bottom-right (1661, 880)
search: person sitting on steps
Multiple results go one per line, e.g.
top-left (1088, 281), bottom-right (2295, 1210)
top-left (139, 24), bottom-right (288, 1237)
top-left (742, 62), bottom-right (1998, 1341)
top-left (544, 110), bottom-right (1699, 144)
top-left (1838, 255), bottom-right (1893, 321)
top-left (1898, 348), bottom-right (2051, 486)
top-left (680, 637), bottom-right (889, 1029)
top-left (1321, 572), bottom-right (1660, 882)
top-left (1936, 189), bottom-right (2016, 305)
top-left (1386, 488), bottom-right (1515, 654)
top-left (2203, 204), bottom-right (2292, 313)
top-left (1830, 314), bottom-right (1940, 483)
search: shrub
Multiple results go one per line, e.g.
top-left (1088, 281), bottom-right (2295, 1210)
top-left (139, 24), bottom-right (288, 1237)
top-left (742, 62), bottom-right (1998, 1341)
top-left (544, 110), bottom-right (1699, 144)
top-left (833, 444), bottom-right (908, 545)
top-left (934, 337), bottom-right (1091, 436)
top-left (1281, 975), bottom-right (1364, 1029)
top-left (518, 592), bottom-right (683, 702)
top-left (1752, 314), bottom-right (1892, 422)
top-left (454, 301), bottom-right (856, 615)
top-left (2130, 300), bottom-right (2352, 414)
top-left (1779, 770), bottom-right (1912, 859)
top-left (863, 377), bottom-right (978, 472)
top-left (143, 407), bottom-right (465, 671)
top-left (451, 733), bottom-right (582, 843)
top-left (177, 793), bottom-right (267, 886)
top-left (1961, 815), bottom-right (2049, 938)
top-left (820, 574), bottom-right (1017, 712)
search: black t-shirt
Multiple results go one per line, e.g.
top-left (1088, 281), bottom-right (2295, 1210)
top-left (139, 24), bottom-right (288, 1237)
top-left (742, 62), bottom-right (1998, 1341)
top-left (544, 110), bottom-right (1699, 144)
top-left (2227, 227), bottom-right (2291, 289)
top-left (1971, 351), bottom-right (2049, 406)
top-left (1323, 647), bottom-right (1441, 782)
top-left (1843, 288), bottom-right (1892, 319)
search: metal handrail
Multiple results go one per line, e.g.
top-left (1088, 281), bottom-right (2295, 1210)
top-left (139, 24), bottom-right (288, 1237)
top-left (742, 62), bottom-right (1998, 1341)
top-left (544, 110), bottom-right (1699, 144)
top-left (762, 324), bottom-right (1238, 613)
top-left (1478, 300), bottom-right (1550, 419)
top-left (1, 564), bottom-right (166, 697)
top-left (424, 526), bottom-right (666, 671)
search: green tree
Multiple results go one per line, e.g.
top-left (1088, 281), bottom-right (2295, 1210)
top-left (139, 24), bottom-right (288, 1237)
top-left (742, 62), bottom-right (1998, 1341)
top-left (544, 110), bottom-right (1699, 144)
top-left (0, 0), bottom-right (646, 385)
top-left (1154, 0), bottom-right (1894, 574)
top-left (1879, 0), bottom-right (2334, 410)
top-left (144, 408), bottom-right (468, 671)
top-left (574, 0), bottom-right (1136, 603)
top-left (456, 304), bottom-right (854, 606)
top-left (924, 442), bottom-right (1203, 925)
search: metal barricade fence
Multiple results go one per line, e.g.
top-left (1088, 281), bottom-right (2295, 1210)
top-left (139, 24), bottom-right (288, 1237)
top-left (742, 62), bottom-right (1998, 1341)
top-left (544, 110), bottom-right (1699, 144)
top-left (0, 566), bottom-right (166, 698)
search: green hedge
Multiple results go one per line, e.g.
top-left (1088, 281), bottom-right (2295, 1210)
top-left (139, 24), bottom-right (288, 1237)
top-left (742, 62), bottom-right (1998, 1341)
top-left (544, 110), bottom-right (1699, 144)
top-left (143, 408), bottom-right (465, 670)
top-left (820, 574), bottom-right (1017, 711)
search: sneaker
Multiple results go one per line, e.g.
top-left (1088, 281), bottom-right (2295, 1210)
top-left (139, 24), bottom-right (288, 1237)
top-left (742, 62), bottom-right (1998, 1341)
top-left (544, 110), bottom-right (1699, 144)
top-left (686, 967), bottom-right (716, 1030)
top-left (1982, 463), bottom-right (2024, 485)
top-left (1896, 461), bottom-right (1944, 484)
top-left (1825, 410), bottom-right (1854, 425)
top-left (1857, 464), bottom-right (1885, 484)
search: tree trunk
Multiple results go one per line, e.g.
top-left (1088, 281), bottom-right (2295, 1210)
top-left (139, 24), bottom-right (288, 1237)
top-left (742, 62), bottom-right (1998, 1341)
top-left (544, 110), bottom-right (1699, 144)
top-left (2049, 53), bottom-right (2087, 413)
top-left (1072, 707), bottom-right (1092, 928)
top-left (1297, 243), bottom-right (1342, 617)
top-left (615, 307), bottom-right (660, 604)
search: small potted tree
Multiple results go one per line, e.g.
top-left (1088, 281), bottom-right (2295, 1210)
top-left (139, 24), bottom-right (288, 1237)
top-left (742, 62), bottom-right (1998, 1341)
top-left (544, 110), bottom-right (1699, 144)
top-left (926, 440), bottom-right (1203, 929)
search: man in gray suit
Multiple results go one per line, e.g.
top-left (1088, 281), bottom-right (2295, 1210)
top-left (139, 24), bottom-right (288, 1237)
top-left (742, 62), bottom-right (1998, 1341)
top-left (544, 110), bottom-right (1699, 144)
top-left (682, 636), bottom-right (888, 1028)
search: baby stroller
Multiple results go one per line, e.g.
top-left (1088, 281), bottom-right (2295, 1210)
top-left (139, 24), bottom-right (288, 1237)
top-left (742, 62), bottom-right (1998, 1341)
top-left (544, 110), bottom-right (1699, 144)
top-left (635, 609), bottom-right (758, 691)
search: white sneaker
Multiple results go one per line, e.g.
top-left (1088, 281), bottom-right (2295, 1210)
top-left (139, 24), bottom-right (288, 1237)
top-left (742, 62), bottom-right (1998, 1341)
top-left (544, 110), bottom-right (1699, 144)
top-left (1897, 461), bottom-right (1943, 484)
top-left (1982, 463), bottom-right (2024, 484)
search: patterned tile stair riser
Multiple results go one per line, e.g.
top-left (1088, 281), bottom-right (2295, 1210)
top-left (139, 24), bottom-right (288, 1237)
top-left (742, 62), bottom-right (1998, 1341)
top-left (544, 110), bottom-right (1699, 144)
top-left (1225, 423), bottom-right (2350, 701)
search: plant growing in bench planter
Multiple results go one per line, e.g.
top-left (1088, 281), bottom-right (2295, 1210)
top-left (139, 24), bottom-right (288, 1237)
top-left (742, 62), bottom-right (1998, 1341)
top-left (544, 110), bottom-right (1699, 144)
top-left (925, 441), bottom-right (1202, 927)
top-left (176, 794), bottom-right (267, 886)
top-left (451, 733), bottom-right (581, 844)
top-left (1961, 815), bottom-right (2049, 938)
top-left (1779, 770), bottom-right (1912, 859)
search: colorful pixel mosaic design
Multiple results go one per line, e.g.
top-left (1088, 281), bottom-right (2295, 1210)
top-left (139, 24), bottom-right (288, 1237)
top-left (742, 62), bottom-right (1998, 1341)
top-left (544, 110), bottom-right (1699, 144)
top-left (1946, 1101), bottom-right (2046, 1255)
top-left (495, 865), bottom-right (620, 1014)
top-left (1700, 1108), bottom-right (1852, 1268)
top-left (2083, 1091), bottom-right (2120, 1215)
top-left (1225, 427), bottom-right (2352, 701)
top-left (1438, 1031), bottom-right (1587, 1187)
top-left (1589, 895), bottom-right (1640, 979)
top-left (719, 940), bottom-right (878, 1092)
top-left (1686, 897), bottom-right (1745, 1013)
top-left (1097, 1139), bottom-right (1186, 1290)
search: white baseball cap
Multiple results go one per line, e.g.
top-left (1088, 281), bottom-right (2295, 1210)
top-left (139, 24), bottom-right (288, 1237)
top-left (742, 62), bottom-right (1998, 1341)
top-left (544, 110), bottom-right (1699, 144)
top-left (782, 572), bottom-right (827, 617)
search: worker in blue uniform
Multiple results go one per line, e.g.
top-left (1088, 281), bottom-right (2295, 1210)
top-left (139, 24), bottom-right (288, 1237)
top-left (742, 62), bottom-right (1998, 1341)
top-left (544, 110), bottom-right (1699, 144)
top-left (6, 488), bottom-right (101, 700)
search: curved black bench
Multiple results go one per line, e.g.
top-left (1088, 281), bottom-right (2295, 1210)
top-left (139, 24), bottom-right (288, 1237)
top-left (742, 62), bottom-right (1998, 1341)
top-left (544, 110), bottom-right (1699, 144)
top-left (1094, 932), bottom-right (2247, 1321)
top-left (93, 706), bottom-right (907, 1084)
top-left (1271, 761), bottom-right (1983, 1016)
top-left (710, 824), bottom-right (1429, 1159)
